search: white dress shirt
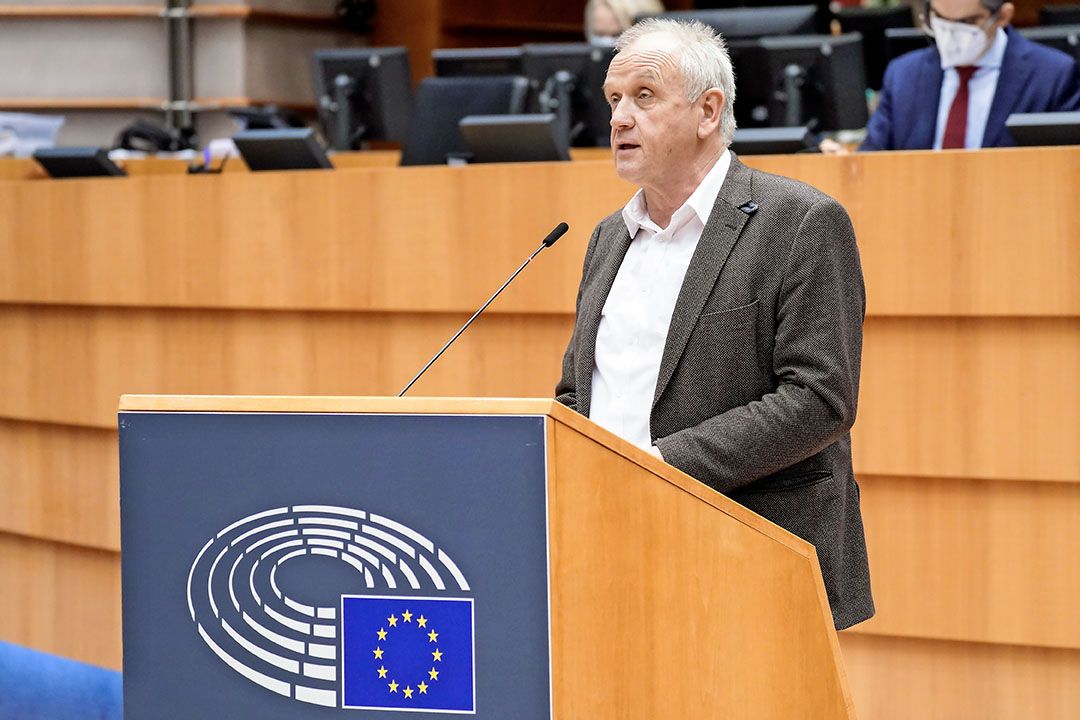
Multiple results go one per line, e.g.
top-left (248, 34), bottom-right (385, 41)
top-left (590, 150), bottom-right (732, 449)
top-left (933, 27), bottom-right (1009, 150)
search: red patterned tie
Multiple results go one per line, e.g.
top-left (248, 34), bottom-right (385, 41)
top-left (942, 66), bottom-right (977, 149)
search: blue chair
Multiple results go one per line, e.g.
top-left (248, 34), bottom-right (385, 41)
top-left (0, 641), bottom-right (122, 719)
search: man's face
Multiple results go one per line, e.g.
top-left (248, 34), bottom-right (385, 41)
top-left (928, 0), bottom-right (1012, 37)
top-left (603, 34), bottom-right (706, 192)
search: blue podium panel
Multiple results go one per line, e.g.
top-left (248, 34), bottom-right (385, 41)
top-left (119, 412), bottom-right (551, 719)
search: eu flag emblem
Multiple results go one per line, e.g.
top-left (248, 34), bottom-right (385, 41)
top-left (342, 595), bottom-right (475, 713)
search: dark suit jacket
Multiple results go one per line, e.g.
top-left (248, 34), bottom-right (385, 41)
top-left (861, 27), bottom-right (1080, 151)
top-left (555, 155), bottom-right (874, 630)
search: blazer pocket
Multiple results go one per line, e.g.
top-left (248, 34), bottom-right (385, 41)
top-left (682, 300), bottom-right (761, 402)
top-left (742, 469), bottom-right (833, 495)
top-left (698, 299), bottom-right (760, 323)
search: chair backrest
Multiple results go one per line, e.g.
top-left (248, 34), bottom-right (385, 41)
top-left (0, 641), bottom-right (122, 719)
top-left (400, 75), bottom-right (531, 166)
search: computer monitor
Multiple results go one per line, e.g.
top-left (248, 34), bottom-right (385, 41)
top-left (834, 6), bottom-right (915, 90)
top-left (1005, 111), bottom-right (1080, 146)
top-left (884, 27), bottom-right (934, 65)
top-left (638, 7), bottom-right (820, 130)
top-left (233, 128), bottom-right (334, 171)
top-left (33, 147), bottom-right (126, 178)
top-left (756, 33), bottom-right (869, 131)
top-left (459, 114), bottom-right (571, 163)
top-left (1019, 25), bottom-right (1080, 64)
top-left (647, 6), bottom-right (821, 38)
top-left (433, 47), bottom-right (524, 77)
top-left (520, 43), bottom-right (615, 147)
top-left (1039, 5), bottom-right (1080, 26)
top-left (400, 75), bottom-right (531, 166)
top-left (311, 47), bottom-right (412, 151)
top-left (228, 105), bottom-right (307, 131)
top-left (728, 126), bottom-right (814, 155)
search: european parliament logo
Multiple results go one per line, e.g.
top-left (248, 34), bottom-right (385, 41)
top-left (186, 505), bottom-right (474, 712)
top-left (342, 596), bottom-right (474, 712)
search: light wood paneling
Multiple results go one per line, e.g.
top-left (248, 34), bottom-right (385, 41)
top-left (839, 633), bottom-right (1080, 720)
top-left (2, 147), bottom-right (1077, 716)
top-left (0, 533), bottom-right (121, 669)
top-left (0, 96), bottom-right (166, 109)
top-left (854, 474), bottom-right (1080, 649)
top-left (0, 149), bottom-right (604, 181)
top-left (747, 148), bottom-right (1080, 318)
top-left (15, 423), bottom-right (1078, 652)
top-left (7, 422), bottom-right (1075, 660)
top-left (0, 5), bottom-right (162, 18)
top-left (3, 147), bottom-right (1079, 316)
top-left (0, 305), bottom-right (572, 429)
top-left (856, 317), bottom-right (1080, 483)
top-left (0, 162), bottom-right (626, 313)
top-left (0, 420), bottom-right (119, 552)
top-left (549, 419), bottom-right (854, 719)
top-left (4, 308), bottom-right (1078, 486)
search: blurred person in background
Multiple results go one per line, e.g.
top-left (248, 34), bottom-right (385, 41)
top-left (585, 0), bottom-right (666, 45)
top-left (859, 0), bottom-right (1080, 150)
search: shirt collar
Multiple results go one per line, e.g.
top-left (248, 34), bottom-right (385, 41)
top-left (621, 149), bottom-right (732, 237)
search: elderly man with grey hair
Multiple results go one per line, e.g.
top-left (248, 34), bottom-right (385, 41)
top-left (555, 18), bottom-right (874, 630)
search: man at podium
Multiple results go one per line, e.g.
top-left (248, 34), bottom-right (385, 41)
top-left (555, 18), bottom-right (874, 630)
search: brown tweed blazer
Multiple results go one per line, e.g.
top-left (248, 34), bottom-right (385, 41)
top-left (555, 154), bottom-right (874, 630)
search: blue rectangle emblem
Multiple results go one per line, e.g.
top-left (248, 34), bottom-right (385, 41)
top-left (342, 595), bottom-right (475, 713)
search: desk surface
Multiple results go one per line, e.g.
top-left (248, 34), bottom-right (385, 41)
top-left (0, 147), bottom-right (614, 180)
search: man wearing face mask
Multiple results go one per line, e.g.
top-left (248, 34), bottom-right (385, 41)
top-left (860, 0), bottom-right (1080, 151)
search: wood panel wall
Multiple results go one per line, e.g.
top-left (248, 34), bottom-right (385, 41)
top-left (1, 147), bottom-right (1077, 718)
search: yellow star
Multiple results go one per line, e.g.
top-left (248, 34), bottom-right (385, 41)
top-left (418, 681), bottom-right (429, 694)
top-left (428, 630), bottom-right (438, 642)
top-left (432, 649), bottom-right (443, 662)
top-left (403, 686), bottom-right (414, 699)
top-left (387, 614), bottom-right (398, 627)
top-left (373, 647), bottom-right (384, 660)
top-left (377, 628), bottom-right (388, 641)
top-left (402, 609), bottom-right (413, 623)
top-left (388, 679), bottom-right (398, 693)
top-left (428, 667), bottom-right (439, 681)
top-left (416, 615), bottom-right (428, 628)
top-left (377, 665), bottom-right (388, 679)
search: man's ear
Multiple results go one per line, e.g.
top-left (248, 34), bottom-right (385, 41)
top-left (997, 2), bottom-right (1015, 28)
top-left (698, 88), bottom-right (725, 140)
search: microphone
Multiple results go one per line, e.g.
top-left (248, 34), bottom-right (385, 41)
top-left (398, 221), bottom-right (569, 397)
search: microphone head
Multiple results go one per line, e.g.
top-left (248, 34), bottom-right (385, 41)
top-left (542, 222), bottom-right (569, 247)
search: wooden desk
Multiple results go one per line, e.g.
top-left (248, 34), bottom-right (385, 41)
top-left (1, 147), bottom-right (1077, 718)
top-left (1, 148), bottom-right (610, 181)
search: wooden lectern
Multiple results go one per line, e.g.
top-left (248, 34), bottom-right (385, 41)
top-left (118, 395), bottom-right (855, 719)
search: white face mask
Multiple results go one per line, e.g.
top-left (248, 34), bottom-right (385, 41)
top-left (930, 15), bottom-right (994, 68)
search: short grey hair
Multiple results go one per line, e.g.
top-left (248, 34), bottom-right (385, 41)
top-left (615, 18), bottom-right (738, 145)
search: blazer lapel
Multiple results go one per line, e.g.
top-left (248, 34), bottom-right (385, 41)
top-left (575, 221), bottom-right (633, 416)
top-left (909, 52), bottom-right (944, 149)
top-left (652, 156), bottom-right (753, 408)
top-left (983, 28), bottom-right (1033, 147)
